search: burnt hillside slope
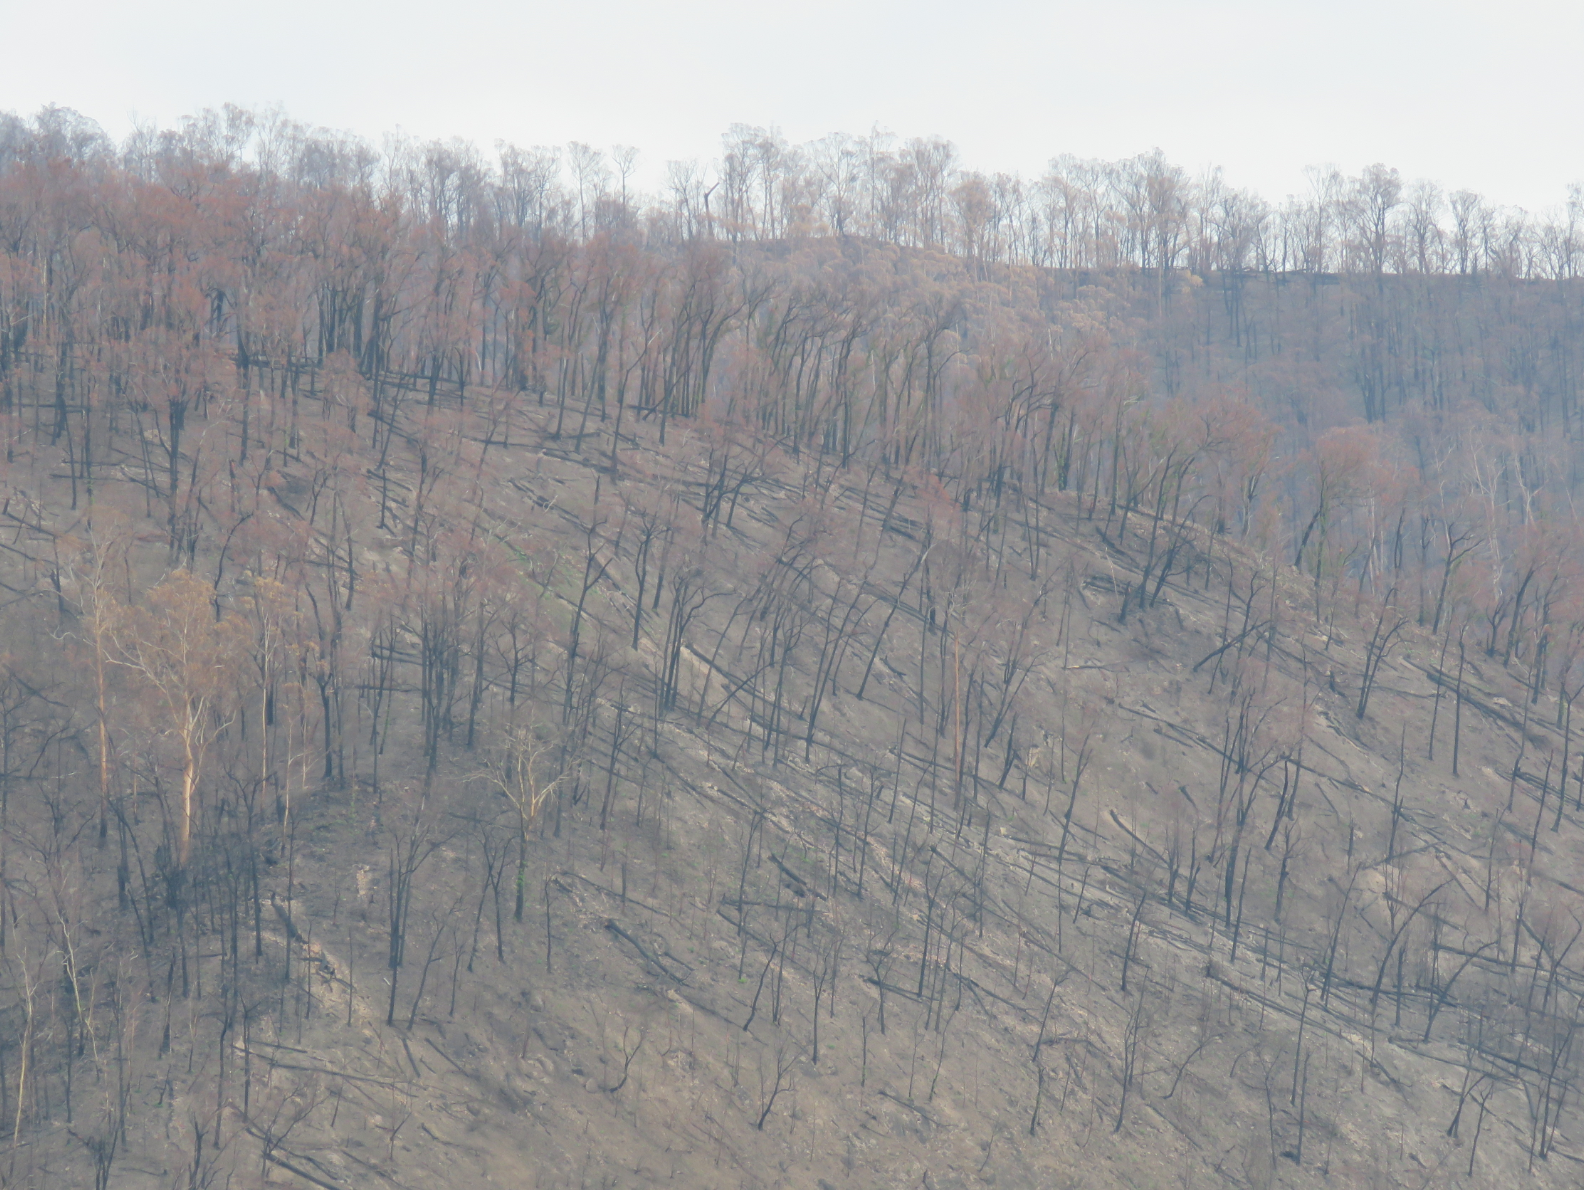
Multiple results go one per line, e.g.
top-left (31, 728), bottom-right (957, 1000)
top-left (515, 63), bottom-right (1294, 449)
top-left (0, 389), bottom-right (1578, 1190)
top-left (0, 112), bottom-right (1582, 1188)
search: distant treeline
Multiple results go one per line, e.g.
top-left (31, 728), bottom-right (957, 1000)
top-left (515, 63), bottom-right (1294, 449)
top-left (3, 104), bottom-right (1581, 277)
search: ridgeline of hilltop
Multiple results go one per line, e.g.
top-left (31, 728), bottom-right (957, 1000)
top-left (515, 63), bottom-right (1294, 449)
top-left (0, 111), bottom-right (1582, 1188)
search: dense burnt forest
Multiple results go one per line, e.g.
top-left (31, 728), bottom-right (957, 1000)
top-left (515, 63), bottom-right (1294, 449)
top-left (0, 106), bottom-right (1583, 1189)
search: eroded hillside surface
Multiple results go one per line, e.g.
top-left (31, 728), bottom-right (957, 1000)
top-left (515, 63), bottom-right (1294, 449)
top-left (0, 395), bottom-right (1576, 1190)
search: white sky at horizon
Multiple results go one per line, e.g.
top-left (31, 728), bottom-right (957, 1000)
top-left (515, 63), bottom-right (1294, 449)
top-left (2, 0), bottom-right (1580, 213)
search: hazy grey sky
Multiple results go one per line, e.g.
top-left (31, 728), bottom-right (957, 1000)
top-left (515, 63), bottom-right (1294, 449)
top-left (3, 0), bottom-right (1579, 211)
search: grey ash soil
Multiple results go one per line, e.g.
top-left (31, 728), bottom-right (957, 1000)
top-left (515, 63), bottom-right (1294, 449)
top-left (16, 403), bottom-right (1566, 1190)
